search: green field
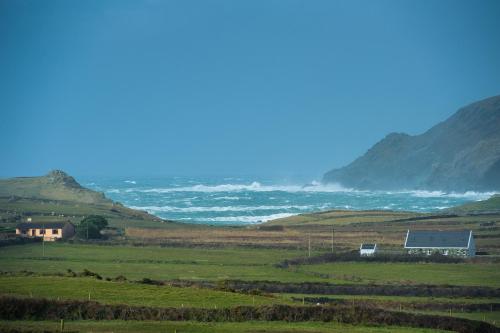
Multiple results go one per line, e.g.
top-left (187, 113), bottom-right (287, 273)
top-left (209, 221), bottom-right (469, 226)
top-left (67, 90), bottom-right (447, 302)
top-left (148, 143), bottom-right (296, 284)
top-left (0, 243), bottom-right (320, 282)
top-left (2, 241), bottom-right (500, 331)
top-left (0, 276), bottom-right (285, 308)
top-left (299, 262), bottom-right (500, 287)
top-left (278, 293), bottom-right (500, 305)
top-left (0, 320), bottom-right (449, 333)
top-left (413, 311), bottom-right (500, 328)
top-left (2, 243), bottom-right (499, 287)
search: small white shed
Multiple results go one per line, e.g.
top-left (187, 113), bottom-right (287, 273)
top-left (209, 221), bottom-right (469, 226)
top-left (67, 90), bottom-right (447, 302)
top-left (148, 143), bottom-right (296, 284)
top-left (360, 243), bottom-right (377, 256)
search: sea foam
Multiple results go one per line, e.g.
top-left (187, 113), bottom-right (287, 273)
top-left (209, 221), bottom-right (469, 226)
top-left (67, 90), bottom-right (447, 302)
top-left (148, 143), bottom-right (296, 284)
top-left (181, 213), bottom-right (297, 224)
top-left (129, 204), bottom-right (312, 213)
top-left (133, 181), bottom-right (355, 193)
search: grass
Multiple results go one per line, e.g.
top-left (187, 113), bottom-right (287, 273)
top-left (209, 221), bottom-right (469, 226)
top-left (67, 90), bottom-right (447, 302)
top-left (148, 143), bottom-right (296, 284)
top-left (1, 238), bottom-right (499, 331)
top-left (450, 194), bottom-right (500, 213)
top-left (0, 243), bottom-right (321, 282)
top-left (268, 210), bottom-right (423, 226)
top-left (0, 320), bottom-right (451, 333)
top-left (445, 311), bottom-right (500, 327)
top-left (0, 242), bottom-right (322, 281)
top-left (264, 209), bottom-right (500, 254)
top-left (2, 243), bottom-right (500, 286)
top-left (0, 276), bottom-right (286, 308)
top-left (0, 169), bottom-right (177, 230)
top-left (409, 310), bottom-right (500, 328)
top-left (277, 293), bottom-right (500, 304)
top-left (299, 262), bottom-right (500, 287)
top-left (0, 196), bottom-right (172, 229)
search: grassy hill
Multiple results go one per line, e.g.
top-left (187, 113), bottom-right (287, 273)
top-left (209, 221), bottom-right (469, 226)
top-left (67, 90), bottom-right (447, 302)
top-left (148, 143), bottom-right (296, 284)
top-left (0, 170), bottom-right (111, 205)
top-left (449, 195), bottom-right (500, 213)
top-left (0, 170), bottom-right (176, 229)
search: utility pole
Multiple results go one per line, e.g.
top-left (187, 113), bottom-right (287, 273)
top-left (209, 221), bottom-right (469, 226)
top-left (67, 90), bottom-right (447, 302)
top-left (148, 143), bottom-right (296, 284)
top-left (308, 234), bottom-right (311, 257)
top-left (42, 226), bottom-right (45, 257)
top-left (331, 227), bottom-right (335, 253)
top-left (86, 222), bottom-right (89, 240)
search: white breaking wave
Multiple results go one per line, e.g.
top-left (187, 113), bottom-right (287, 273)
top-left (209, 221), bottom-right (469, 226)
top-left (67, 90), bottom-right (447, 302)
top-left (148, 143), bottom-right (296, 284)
top-left (407, 190), bottom-right (446, 198)
top-left (119, 181), bottom-right (496, 200)
top-left (181, 213), bottom-right (297, 224)
top-left (434, 206), bottom-right (451, 210)
top-left (129, 204), bottom-right (312, 213)
top-left (212, 196), bottom-right (241, 200)
top-left (405, 190), bottom-right (496, 200)
top-left (124, 180), bottom-right (137, 184)
top-left (446, 191), bottom-right (497, 200)
top-left (132, 181), bottom-right (355, 194)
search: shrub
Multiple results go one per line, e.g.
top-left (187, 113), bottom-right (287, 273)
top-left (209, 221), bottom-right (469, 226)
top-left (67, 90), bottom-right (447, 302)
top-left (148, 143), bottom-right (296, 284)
top-left (76, 215), bottom-right (108, 239)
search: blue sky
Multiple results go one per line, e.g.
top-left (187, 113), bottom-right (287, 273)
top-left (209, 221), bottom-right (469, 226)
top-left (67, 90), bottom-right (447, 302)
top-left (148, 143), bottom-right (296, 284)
top-left (1, 0), bottom-right (500, 179)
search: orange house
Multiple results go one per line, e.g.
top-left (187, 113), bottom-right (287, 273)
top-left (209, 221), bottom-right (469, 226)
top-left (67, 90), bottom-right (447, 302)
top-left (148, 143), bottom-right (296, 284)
top-left (16, 221), bottom-right (76, 241)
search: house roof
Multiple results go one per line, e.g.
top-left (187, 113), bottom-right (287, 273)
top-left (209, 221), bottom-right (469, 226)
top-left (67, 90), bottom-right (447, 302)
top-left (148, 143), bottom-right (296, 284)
top-left (404, 230), bottom-right (472, 248)
top-left (16, 221), bottom-right (73, 230)
top-left (360, 243), bottom-right (376, 250)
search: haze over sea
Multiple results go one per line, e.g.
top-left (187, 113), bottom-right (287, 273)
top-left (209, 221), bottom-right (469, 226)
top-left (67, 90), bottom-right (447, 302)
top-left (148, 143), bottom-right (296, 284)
top-left (84, 177), bottom-right (496, 226)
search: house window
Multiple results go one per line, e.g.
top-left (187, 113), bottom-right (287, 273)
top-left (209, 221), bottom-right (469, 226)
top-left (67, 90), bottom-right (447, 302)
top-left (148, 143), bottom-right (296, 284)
top-left (52, 229), bottom-right (59, 234)
top-left (39, 229), bottom-right (45, 235)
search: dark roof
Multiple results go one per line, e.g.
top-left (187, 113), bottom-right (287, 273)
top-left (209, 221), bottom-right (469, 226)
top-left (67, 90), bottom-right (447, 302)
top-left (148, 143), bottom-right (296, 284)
top-left (361, 243), bottom-right (376, 250)
top-left (405, 230), bottom-right (472, 248)
top-left (16, 221), bottom-right (73, 229)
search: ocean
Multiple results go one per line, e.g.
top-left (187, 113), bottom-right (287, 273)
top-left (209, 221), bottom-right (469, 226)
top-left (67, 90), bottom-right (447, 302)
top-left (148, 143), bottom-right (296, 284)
top-left (83, 176), bottom-right (497, 226)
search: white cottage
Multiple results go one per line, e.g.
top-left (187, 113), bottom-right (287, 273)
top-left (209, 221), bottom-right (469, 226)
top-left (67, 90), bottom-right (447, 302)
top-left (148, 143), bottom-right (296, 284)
top-left (404, 230), bottom-right (475, 257)
top-left (360, 243), bottom-right (377, 256)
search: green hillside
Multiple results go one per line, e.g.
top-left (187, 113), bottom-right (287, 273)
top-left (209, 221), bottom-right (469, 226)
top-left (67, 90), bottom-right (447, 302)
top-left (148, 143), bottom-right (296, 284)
top-left (0, 170), bottom-right (175, 229)
top-left (0, 170), bottom-right (111, 204)
top-left (450, 194), bottom-right (500, 213)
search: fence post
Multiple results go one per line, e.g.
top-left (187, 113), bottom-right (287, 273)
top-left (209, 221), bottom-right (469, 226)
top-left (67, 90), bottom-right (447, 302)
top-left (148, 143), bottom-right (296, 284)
top-left (60, 319), bottom-right (64, 332)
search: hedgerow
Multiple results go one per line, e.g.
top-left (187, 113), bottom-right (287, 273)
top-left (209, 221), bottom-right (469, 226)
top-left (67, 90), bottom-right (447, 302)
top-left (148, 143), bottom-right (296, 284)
top-left (0, 296), bottom-right (497, 333)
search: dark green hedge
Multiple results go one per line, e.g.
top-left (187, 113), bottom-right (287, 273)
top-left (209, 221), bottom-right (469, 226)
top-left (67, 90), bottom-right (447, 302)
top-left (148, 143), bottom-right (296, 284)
top-left (294, 296), bottom-right (500, 312)
top-left (0, 296), bottom-right (498, 333)
top-left (210, 280), bottom-right (500, 298)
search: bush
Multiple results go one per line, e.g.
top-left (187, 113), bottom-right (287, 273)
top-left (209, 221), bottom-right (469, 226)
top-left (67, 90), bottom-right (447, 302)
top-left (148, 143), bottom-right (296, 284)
top-left (76, 215), bottom-right (108, 239)
top-left (140, 278), bottom-right (163, 285)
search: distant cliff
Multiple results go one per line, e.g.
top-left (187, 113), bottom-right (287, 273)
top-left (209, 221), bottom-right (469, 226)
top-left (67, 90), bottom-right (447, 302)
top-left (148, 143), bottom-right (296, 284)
top-left (323, 95), bottom-right (500, 191)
